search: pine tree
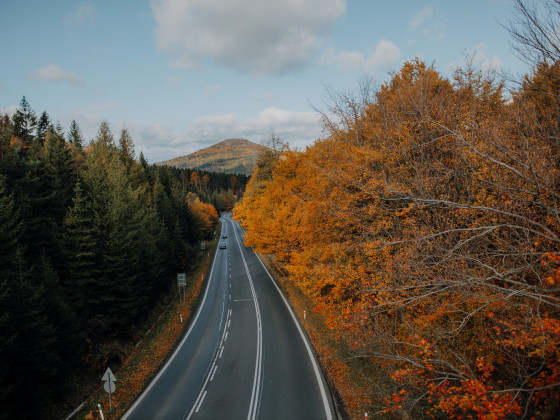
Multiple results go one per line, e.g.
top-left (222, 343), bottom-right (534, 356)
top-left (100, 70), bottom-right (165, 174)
top-left (118, 127), bottom-right (135, 169)
top-left (36, 111), bottom-right (50, 145)
top-left (68, 119), bottom-right (85, 151)
top-left (63, 180), bottom-right (99, 320)
top-left (44, 127), bottom-right (75, 216)
top-left (96, 121), bottom-right (115, 150)
top-left (11, 96), bottom-right (37, 147)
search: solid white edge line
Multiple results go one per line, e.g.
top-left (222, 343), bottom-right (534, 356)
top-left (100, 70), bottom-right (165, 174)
top-left (233, 216), bottom-right (335, 420)
top-left (121, 241), bottom-right (221, 420)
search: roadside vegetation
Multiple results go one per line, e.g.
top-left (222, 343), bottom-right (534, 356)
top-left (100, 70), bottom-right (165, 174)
top-left (234, 2), bottom-right (560, 418)
top-left (77, 239), bottom-right (217, 419)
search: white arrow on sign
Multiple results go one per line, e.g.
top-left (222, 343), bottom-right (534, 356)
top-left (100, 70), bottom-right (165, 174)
top-left (102, 367), bottom-right (116, 382)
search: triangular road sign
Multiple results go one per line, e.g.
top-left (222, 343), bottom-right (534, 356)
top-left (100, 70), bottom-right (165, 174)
top-left (101, 367), bottom-right (116, 382)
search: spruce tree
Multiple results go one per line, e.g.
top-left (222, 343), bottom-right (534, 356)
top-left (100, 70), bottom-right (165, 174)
top-left (11, 96), bottom-right (37, 147)
top-left (96, 121), bottom-right (115, 151)
top-left (44, 127), bottom-right (75, 219)
top-left (36, 111), bottom-right (50, 145)
top-left (118, 127), bottom-right (135, 168)
top-left (63, 179), bottom-right (98, 319)
top-left (68, 119), bottom-right (85, 151)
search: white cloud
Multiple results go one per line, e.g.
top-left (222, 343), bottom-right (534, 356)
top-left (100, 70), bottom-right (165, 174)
top-left (0, 105), bottom-right (18, 117)
top-left (30, 64), bottom-right (83, 86)
top-left (186, 107), bottom-right (321, 147)
top-left (481, 55), bottom-right (503, 73)
top-left (63, 106), bottom-right (321, 162)
top-left (409, 6), bottom-right (433, 30)
top-left (320, 39), bottom-right (401, 72)
top-left (129, 107), bottom-right (321, 162)
top-left (151, 0), bottom-right (346, 75)
top-left (448, 43), bottom-right (503, 74)
top-left (65, 2), bottom-right (97, 26)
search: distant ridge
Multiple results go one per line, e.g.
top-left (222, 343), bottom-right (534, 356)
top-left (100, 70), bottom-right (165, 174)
top-left (157, 138), bottom-right (262, 175)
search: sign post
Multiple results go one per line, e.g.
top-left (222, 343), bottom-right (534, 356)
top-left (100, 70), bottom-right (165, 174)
top-left (177, 273), bottom-right (186, 303)
top-left (101, 367), bottom-right (116, 412)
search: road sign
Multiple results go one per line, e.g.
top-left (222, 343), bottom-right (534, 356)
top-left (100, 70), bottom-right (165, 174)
top-left (177, 273), bottom-right (186, 286)
top-left (102, 367), bottom-right (116, 382)
top-left (104, 380), bottom-right (116, 393)
top-left (101, 367), bottom-right (116, 411)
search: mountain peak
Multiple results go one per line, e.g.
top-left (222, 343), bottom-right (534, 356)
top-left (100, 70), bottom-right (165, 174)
top-left (157, 138), bottom-right (262, 175)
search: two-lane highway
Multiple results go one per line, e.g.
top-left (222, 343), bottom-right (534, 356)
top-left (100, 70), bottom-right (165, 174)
top-left (122, 213), bottom-right (336, 419)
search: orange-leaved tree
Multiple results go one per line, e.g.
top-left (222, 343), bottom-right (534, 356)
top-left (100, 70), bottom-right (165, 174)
top-left (235, 56), bottom-right (560, 419)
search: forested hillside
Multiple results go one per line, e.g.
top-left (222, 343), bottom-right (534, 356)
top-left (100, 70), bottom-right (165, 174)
top-left (0, 104), bottom-right (247, 419)
top-left (234, 5), bottom-right (560, 419)
top-left (158, 137), bottom-right (261, 175)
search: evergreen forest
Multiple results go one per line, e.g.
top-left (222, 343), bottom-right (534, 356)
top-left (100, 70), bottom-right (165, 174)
top-left (0, 101), bottom-right (248, 419)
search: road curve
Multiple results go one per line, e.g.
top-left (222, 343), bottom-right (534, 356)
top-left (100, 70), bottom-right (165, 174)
top-left (122, 213), bottom-right (336, 419)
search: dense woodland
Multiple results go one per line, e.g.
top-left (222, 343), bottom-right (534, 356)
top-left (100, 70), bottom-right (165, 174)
top-left (235, 2), bottom-right (560, 418)
top-left (0, 101), bottom-right (248, 418)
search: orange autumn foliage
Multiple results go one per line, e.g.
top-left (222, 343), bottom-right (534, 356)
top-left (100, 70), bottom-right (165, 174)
top-left (186, 192), bottom-right (219, 238)
top-left (235, 59), bottom-right (560, 418)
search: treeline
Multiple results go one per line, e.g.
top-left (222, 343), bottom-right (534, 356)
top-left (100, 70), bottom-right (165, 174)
top-left (158, 164), bottom-right (249, 213)
top-left (234, 4), bottom-right (560, 419)
top-left (0, 101), bottom-right (242, 418)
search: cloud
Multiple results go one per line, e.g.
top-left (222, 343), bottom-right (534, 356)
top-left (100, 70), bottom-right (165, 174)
top-left (0, 105), bottom-right (18, 117)
top-left (320, 39), bottom-right (401, 71)
top-left (481, 55), bottom-right (503, 73)
top-left (151, 0), bottom-right (346, 76)
top-left (409, 6), bottom-right (433, 30)
top-left (65, 2), bottom-right (97, 26)
top-left (30, 64), bottom-right (84, 86)
top-left (129, 107), bottom-right (322, 162)
top-left (63, 106), bottom-right (321, 162)
top-left (448, 43), bottom-right (503, 73)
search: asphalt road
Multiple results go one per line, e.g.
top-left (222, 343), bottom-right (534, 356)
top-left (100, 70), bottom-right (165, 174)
top-left (122, 213), bottom-right (336, 420)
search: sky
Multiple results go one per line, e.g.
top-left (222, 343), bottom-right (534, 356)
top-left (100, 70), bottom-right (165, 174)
top-left (0, 0), bottom-right (531, 163)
